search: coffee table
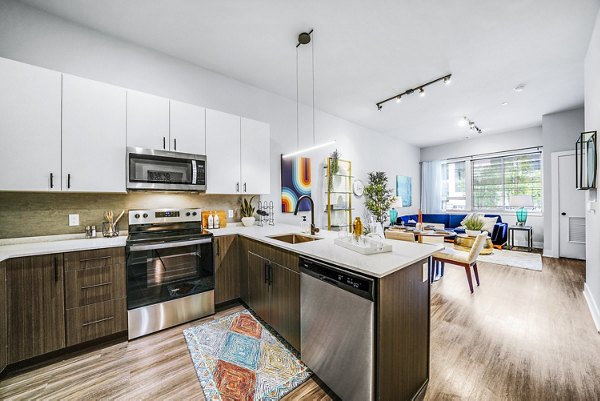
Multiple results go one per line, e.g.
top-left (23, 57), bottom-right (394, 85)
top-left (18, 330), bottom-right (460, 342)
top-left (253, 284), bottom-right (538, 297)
top-left (453, 234), bottom-right (494, 255)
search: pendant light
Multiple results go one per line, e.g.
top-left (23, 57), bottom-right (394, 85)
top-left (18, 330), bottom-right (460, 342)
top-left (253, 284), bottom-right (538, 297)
top-left (282, 29), bottom-right (336, 158)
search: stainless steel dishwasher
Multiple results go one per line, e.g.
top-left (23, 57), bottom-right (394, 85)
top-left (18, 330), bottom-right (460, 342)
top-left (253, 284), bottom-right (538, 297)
top-left (300, 257), bottom-right (375, 401)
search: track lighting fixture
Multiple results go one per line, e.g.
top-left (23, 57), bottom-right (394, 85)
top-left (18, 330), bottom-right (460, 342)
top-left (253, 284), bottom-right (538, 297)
top-left (376, 73), bottom-right (451, 110)
top-left (461, 116), bottom-right (483, 134)
top-left (395, 96), bottom-right (401, 103)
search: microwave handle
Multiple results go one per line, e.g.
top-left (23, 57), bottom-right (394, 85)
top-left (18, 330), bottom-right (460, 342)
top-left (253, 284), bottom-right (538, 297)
top-left (128, 238), bottom-right (212, 252)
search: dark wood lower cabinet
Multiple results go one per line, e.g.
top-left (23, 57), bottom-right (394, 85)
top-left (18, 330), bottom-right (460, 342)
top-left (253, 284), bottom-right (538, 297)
top-left (246, 251), bottom-right (271, 322)
top-left (0, 261), bottom-right (7, 374)
top-left (270, 262), bottom-right (300, 351)
top-left (6, 254), bottom-right (66, 364)
top-left (66, 298), bottom-right (127, 346)
top-left (214, 235), bottom-right (240, 304)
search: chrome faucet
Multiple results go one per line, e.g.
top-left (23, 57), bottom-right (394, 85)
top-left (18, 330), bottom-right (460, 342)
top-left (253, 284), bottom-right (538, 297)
top-left (294, 195), bottom-right (320, 236)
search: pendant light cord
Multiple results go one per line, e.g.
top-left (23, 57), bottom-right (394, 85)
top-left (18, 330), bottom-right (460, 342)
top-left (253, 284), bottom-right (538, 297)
top-left (296, 46), bottom-right (299, 151)
top-left (312, 31), bottom-right (315, 145)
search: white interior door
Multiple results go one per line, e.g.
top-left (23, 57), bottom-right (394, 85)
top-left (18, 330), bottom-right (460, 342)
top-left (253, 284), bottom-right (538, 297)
top-left (241, 117), bottom-right (270, 194)
top-left (0, 57), bottom-right (62, 191)
top-left (126, 90), bottom-right (170, 150)
top-left (169, 100), bottom-right (205, 154)
top-left (205, 109), bottom-right (241, 194)
top-left (62, 75), bottom-right (126, 193)
top-left (559, 153), bottom-right (586, 259)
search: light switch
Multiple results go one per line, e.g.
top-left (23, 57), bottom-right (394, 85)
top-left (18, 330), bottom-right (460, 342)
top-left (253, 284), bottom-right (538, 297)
top-left (69, 214), bottom-right (80, 226)
top-left (228, 209), bottom-right (234, 218)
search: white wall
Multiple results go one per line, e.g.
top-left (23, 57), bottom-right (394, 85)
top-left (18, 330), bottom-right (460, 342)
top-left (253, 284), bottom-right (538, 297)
top-left (584, 9), bottom-right (600, 332)
top-left (541, 108), bottom-right (585, 256)
top-left (420, 126), bottom-right (544, 248)
top-left (0, 0), bottom-right (421, 226)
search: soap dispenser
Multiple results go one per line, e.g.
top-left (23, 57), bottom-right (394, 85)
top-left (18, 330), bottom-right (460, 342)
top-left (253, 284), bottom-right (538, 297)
top-left (207, 211), bottom-right (214, 229)
top-left (300, 216), bottom-right (309, 234)
top-left (214, 212), bottom-right (220, 229)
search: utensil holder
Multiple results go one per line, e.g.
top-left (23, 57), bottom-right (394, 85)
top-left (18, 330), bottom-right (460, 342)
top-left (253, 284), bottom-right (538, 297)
top-left (102, 222), bottom-right (119, 238)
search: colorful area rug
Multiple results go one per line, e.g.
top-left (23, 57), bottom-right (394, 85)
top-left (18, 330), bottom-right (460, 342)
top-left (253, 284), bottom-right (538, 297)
top-left (183, 310), bottom-right (311, 400)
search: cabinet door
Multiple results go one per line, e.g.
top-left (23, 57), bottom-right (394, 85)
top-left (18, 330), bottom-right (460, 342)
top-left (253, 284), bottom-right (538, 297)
top-left (62, 75), bottom-right (126, 193)
top-left (214, 235), bottom-right (240, 304)
top-left (0, 262), bottom-right (6, 374)
top-left (270, 263), bottom-right (301, 351)
top-left (241, 117), bottom-right (271, 194)
top-left (246, 252), bottom-right (270, 323)
top-left (0, 57), bottom-right (61, 191)
top-left (205, 109), bottom-right (241, 194)
top-left (126, 90), bottom-right (170, 150)
top-left (6, 254), bottom-right (66, 363)
top-left (170, 100), bottom-right (206, 154)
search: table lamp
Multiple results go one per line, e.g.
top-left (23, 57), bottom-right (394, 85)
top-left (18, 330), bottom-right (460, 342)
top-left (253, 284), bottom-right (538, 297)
top-left (509, 195), bottom-right (534, 226)
top-left (389, 197), bottom-right (403, 226)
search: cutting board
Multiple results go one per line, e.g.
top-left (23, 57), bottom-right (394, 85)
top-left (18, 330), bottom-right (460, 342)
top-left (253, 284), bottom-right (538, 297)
top-left (202, 210), bottom-right (227, 228)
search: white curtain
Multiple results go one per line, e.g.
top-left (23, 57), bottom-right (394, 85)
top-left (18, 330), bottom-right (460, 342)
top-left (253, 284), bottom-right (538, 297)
top-left (420, 160), bottom-right (443, 213)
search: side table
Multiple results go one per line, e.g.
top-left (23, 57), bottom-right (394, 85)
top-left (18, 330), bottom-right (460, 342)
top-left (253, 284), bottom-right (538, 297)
top-left (508, 225), bottom-right (533, 252)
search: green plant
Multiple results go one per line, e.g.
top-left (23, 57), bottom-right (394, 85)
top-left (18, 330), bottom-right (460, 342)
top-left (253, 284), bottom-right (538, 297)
top-left (364, 171), bottom-right (396, 223)
top-left (464, 215), bottom-right (484, 231)
top-left (240, 196), bottom-right (256, 218)
top-left (328, 149), bottom-right (340, 191)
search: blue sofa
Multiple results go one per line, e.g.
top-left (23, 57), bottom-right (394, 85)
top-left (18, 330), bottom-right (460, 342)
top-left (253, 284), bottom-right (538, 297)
top-left (397, 213), bottom-right (508, 247)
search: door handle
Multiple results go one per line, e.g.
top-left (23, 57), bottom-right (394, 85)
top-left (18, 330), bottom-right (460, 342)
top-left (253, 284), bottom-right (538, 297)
top-left (268, 263), bottom-right (273, 286)
top-left (561, 212), bottom-right (567, 216)
top-left (264, 262), bottom-right (268, 284)
top-left (216, 240), bottom-right (220, 256)
top-left (50, 173), bottom-right (54, 189)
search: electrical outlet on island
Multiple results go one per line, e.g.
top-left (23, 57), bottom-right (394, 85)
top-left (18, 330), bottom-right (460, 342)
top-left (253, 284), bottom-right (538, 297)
top-left (228, 210), bottom-right (234, 218)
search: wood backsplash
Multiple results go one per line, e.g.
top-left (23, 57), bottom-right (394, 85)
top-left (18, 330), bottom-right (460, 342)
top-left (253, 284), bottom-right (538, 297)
top-left (0, 192), bottom-right (244, 238)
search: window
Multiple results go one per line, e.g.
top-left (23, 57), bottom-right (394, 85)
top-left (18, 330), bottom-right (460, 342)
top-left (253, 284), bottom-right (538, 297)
top-left (440, 151), bottom-right (543, 213)
top-left (472, 152), bottom-right (542, 211)
top-left (441, 161), bottom-right (467, 210)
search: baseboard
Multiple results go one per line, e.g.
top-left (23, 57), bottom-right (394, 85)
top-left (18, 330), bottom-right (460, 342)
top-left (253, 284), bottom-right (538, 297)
top-left (583, 283), bottom-right (600, 333)
top-left (543, 249), bottom-right (557, 258)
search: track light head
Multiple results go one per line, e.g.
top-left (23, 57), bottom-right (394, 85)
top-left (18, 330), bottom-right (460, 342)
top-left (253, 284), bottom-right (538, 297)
top-left (419, 88), bottom-right (425, 97)
top-left (377, 104), bottom-right (382, 111)
top-left (395, 96), bottom-right (401, 103)
top-left (444, 76), bottom-right (451, 85)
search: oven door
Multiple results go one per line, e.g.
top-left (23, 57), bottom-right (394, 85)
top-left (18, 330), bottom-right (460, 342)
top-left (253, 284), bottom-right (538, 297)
top-left (127, 147), bottom-right (206, 191)
top-left (126, 238), bottom-right (214, 310)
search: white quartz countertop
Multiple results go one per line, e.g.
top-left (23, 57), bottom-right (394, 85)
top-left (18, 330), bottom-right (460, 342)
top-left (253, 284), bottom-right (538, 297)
top-left (0, 224), bottom-right (443, 278)
top-left (0, 235), bottom-right (127, 262)
top-left (209, 223), bottom-right (443, 278)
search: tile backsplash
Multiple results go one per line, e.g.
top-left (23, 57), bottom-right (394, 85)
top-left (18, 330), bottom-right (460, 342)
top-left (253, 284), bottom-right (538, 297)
top-left (0, 192), bottom-right (244, 238)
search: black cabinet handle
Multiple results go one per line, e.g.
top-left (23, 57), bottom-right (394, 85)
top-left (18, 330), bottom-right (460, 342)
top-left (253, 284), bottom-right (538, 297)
top-left (67, 174), bottom-right (71, 189)
top-left (174, 138), bottom-right (177, 151)
top-left (163, 137), bottom-right (166, 149)
top-left (216, 240), bottom-right (220, 256)
top-left (264, 262), bottom-right (268, 284)
top-left (236, 182), bottom-right (240, 192)
top-left (53, 256), bottom-right (59, 282)
top-left (561, 212), bottom-right (567, 216)
top-left (244, 182), bottom-right (247, 192)
top-left (269, 263), bottom-right (273, 285)
top-left (50, 173), bottom-right (54, 189)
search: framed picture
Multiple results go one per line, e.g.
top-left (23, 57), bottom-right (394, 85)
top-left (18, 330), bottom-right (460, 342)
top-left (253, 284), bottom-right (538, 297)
top-left (396, 175), bottom-right (412, 207)
top-left (281, 156), bottom-right (312, 213)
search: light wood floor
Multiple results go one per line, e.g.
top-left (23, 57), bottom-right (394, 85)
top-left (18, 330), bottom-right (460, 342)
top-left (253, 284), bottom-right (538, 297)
top-left (1, 257), bottom-right (599, 400)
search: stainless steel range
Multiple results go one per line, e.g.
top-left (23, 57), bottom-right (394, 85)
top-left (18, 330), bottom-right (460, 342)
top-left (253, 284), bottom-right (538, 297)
top-left (126, 208), bottom-right (214, 339)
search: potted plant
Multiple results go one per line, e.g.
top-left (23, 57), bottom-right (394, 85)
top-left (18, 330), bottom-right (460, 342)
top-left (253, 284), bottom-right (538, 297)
top-left (240, 196), bottom-right (256, 227)
top-left (464, 215), bottom-right (484, 237)
top-left (328, 149), bottom-right (340, 191)
top-left (364, 171), bottom-right (396, 228)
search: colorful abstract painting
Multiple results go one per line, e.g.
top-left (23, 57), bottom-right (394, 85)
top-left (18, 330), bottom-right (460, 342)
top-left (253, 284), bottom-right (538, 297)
top-left (281, 156), bottom-right (311, 213)
top-left (396, 175), bottom-right (412, 207)
top-left (183, 310), bottom-right (312, 400)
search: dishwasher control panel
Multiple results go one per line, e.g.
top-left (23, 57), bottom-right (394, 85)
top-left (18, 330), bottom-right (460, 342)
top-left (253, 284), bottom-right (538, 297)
top-left (300, 258), bottom-right (375, 301)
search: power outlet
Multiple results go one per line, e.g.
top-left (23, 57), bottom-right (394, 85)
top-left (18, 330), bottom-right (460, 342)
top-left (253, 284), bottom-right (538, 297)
top-left (228, 209), bottom-right (234, 218)
top-left (422, 263), bottom-right (429, 282)
top-left (69, 214), bottom-right (80, 226)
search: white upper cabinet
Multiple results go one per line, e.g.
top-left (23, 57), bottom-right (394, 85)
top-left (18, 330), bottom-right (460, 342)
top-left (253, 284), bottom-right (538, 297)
top-left (126, 90), bottom-right (170, 150)
top-left (206, 109), bottom-right (241, 194)
top-left (241, 117), bottom-right (270, 194)
top-left (169, 100), bottom-right (206, 155)
top-left (0, 57), bottom-right (62, 191)
top-left (62, 75), bottom-right (126, 193)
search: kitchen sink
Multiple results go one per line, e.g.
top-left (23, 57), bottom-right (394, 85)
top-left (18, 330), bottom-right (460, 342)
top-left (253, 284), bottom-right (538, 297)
top-left (268, 233), bottom-right (323, 244)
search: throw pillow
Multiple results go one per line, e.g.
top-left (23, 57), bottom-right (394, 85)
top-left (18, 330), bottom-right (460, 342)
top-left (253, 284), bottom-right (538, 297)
top-left (481, 216), bottom-right (498, 233)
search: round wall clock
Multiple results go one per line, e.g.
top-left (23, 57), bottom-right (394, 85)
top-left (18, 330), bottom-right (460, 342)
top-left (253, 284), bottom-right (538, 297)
top-left (353, 179), bottom-right (364, 197)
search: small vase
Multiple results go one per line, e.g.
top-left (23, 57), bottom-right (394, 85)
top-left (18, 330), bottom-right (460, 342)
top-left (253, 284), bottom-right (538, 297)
top-left (241, 217), bottom-right (255, 227)
top-left (465, 229), bottom-right (481, 237)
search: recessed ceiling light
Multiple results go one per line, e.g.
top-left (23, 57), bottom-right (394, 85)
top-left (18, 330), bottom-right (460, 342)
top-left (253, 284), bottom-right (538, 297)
top-left (501, 101), bottom-right (509, 106)
top-left (514, 84), bottom-right (526, 92)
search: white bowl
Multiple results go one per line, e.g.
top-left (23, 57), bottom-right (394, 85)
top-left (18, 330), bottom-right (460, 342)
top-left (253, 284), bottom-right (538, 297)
top-left (241, 217), bottom-right (255, 227)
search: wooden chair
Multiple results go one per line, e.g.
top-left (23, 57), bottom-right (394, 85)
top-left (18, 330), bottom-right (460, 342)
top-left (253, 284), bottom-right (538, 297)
top-left (432, 231), bottom-right (487, 293)
top-left (384, 230), bottom-right (416, 242)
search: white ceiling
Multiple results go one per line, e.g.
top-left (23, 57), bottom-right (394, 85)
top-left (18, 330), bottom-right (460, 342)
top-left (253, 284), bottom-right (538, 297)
top-left (19, 0), bottom-right (600, 147)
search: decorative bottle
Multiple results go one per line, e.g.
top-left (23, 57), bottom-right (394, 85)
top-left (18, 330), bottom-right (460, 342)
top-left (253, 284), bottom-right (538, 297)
top-left (214, 212), bottom-right (220, 229)
top-left (352, 217), bottom-right (363, 240)
top-left (208, 211), bottom-right (214, 229)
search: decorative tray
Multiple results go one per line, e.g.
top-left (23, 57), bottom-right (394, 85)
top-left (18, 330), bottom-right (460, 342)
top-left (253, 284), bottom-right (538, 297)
top-left (334, 237), bottom-right (392, 255)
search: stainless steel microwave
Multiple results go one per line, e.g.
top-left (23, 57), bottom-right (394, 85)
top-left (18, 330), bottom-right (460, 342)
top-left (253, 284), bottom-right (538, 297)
top-left (127, 147), bottom-right (207, 191)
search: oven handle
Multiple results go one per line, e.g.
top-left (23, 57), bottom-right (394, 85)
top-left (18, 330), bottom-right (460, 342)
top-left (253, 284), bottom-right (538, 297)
top-left (127, 238), bottom-right (212, 252)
